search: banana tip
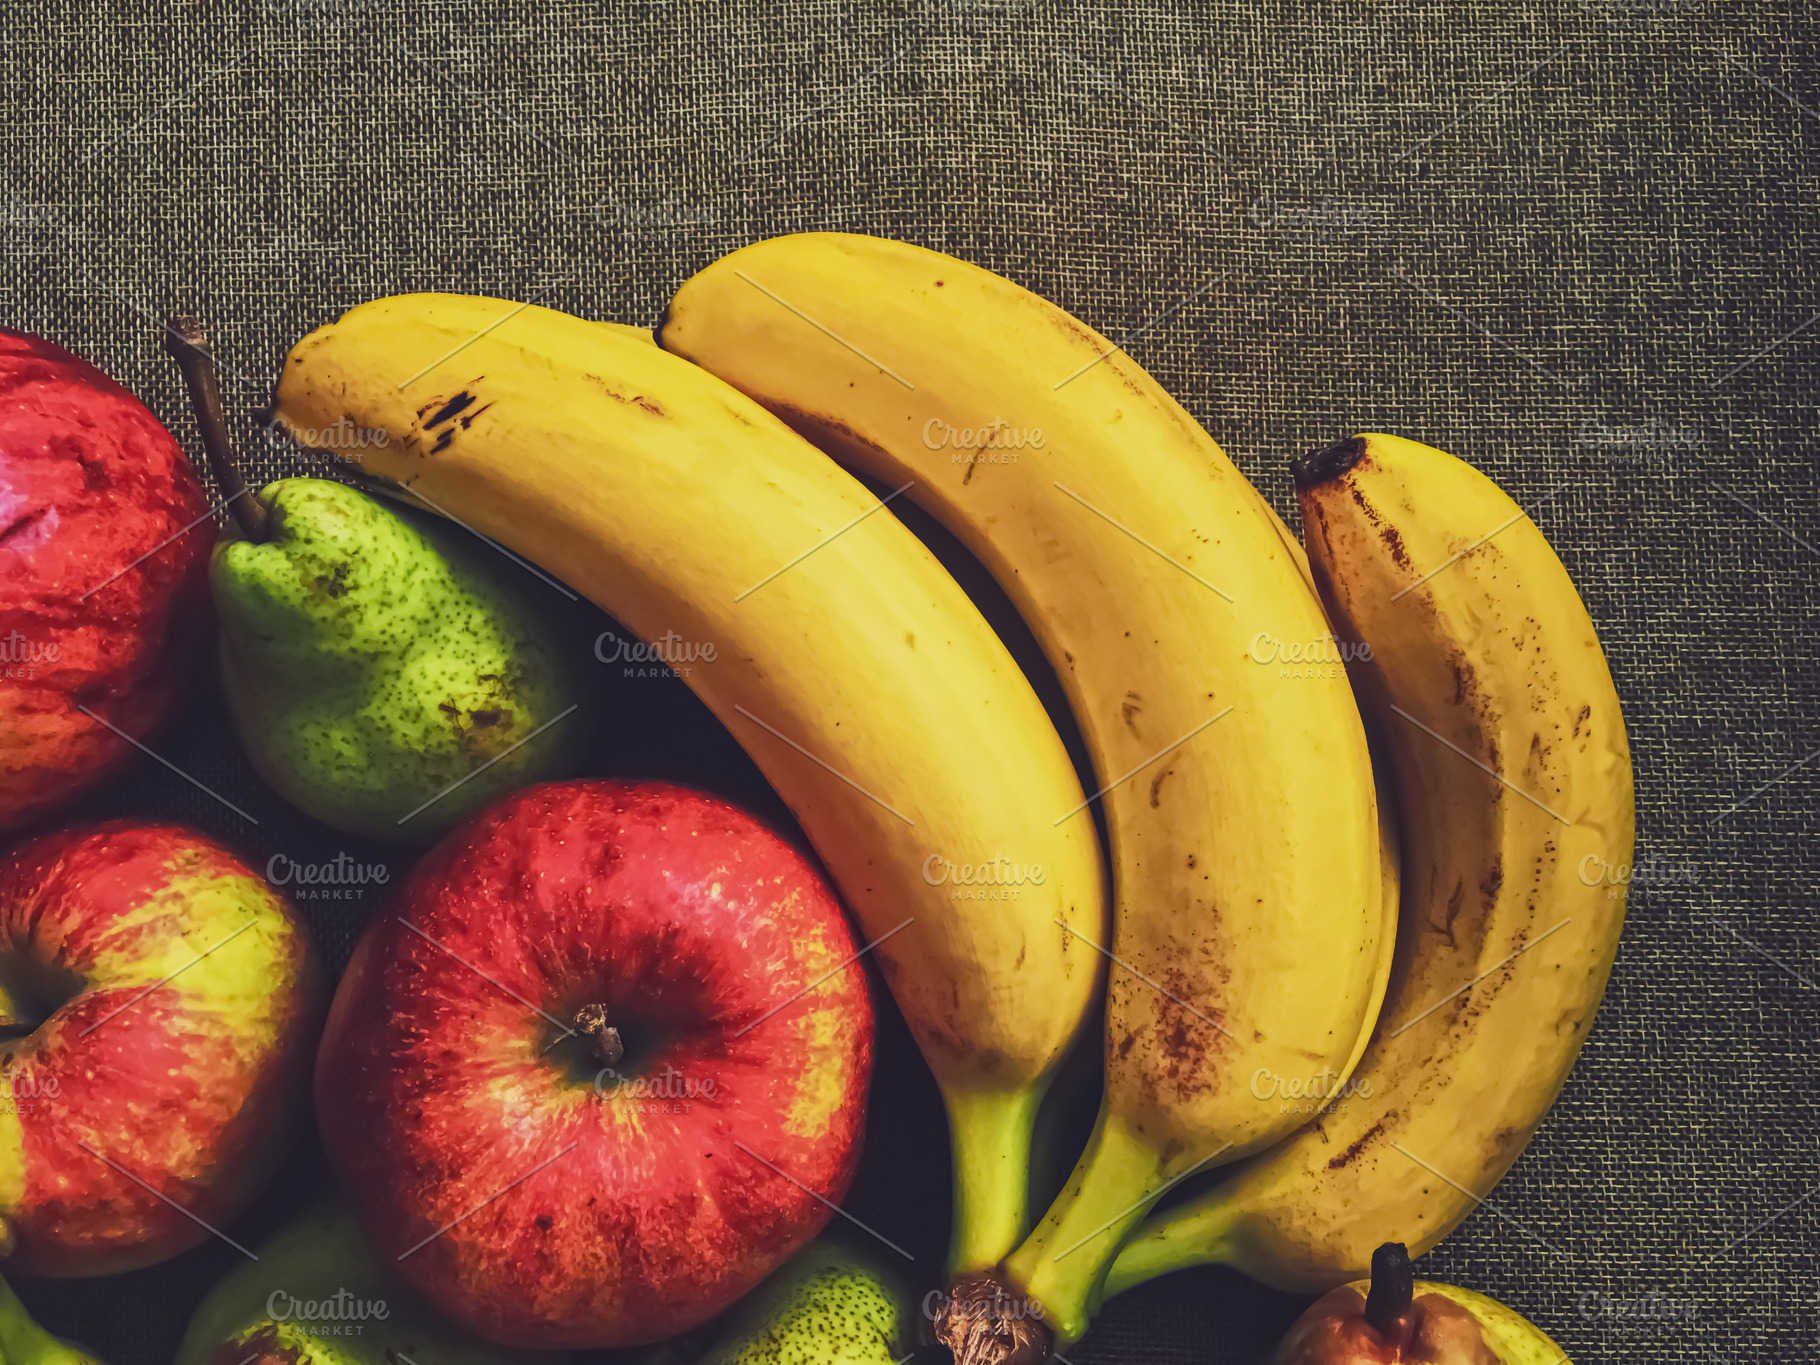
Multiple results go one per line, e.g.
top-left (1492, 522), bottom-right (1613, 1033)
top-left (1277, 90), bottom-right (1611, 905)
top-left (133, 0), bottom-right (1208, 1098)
top-left (1291, 435), bottom-right (1368, 491)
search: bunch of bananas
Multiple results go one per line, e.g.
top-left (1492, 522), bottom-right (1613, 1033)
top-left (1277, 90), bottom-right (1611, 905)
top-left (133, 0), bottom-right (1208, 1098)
top-left (272, 233), bottom-right (1631, 1364)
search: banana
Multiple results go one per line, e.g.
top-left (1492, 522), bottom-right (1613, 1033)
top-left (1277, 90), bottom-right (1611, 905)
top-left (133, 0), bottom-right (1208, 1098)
top-left (1258, 490), bottom-right (1402, 1109)
top-left (1102, 433), bottom-right (1632, 1298)
top-left (1338, 731), bottom-right (1401, 1126)
top-left (661, 233), bottom-right (1384, 1355)
top-left (270, 294), bottom-right (1108, 1276)
top-left (0, 1275), bottom-right (101, 1365)
top-left (593, 320), bottom-right (659, 346)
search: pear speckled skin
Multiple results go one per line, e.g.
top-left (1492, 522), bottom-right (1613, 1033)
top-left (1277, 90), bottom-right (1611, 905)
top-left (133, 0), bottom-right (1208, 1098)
top-left (698, 1237), bottom-right (918, 1365)
top-left (213, 478), bottom-right (582, 842)
top-left (176, 1204), bottom-right (561, 1365)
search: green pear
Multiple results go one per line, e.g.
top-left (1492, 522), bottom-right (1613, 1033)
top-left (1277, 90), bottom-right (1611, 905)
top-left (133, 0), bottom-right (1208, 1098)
top-left (164, 321), bottom-right (581, 845)
top-left (212, 477), bottom-right (583, 842)
top-left (695, 1235), bottom-right (922, 1365)
top-left (177, 1204), bottom-right (562, 1365)
top-left (0, 1276), bottom-right (103, 1365)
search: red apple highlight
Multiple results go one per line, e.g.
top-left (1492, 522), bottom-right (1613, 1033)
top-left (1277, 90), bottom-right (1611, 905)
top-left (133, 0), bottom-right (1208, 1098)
top-left (0, 330), bottom-right (214, 832)
top-left (0, 820), bottom-right (323, 1275)
top-left (315, 780), bottom-right (875, 1349)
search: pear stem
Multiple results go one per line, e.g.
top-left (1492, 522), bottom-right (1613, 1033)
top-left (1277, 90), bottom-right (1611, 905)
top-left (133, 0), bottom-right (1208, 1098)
top-left (1364, 1241), bottom-right (1414, 1342)
top-left (573, 1004), bottom-right (625, 1069)
top-left (164, 317), bottom-right (267, 542)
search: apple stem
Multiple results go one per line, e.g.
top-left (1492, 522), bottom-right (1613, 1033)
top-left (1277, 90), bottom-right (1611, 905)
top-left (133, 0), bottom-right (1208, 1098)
top-left (1364, 1241), bottom-right (1414, 1341)
top-left (164, 317), bottom-right (268, 542)
top-left (573, 1004), bottom-right (625, 1068)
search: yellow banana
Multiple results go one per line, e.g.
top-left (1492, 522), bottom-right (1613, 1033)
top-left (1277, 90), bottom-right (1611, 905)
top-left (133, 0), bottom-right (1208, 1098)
top-left (661, 233), bottom-right (1383, 1355)
top-left (593, 320), bottom-right (658, 346)
top-left (1342, 733), bottom-right (1401, 1126)
top-left (1079, 481), bottom-right (1404, 1324)
top-left (269, 294), bottom-right (1108, 1274)
top-left (1102, 433), bottom-right (1632, 1298)
top-left (1258, 490), bottom-right (1401, 1105)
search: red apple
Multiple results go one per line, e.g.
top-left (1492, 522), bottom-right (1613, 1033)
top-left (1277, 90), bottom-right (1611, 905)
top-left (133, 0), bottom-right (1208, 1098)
top-left (0, 820), bottom-right (323, 1276)
top-left (1273, 1244), bottom-right (1570, 1364)
top-left (315, 780), bottom-right (875, 1349)
top-left (0, 330), bottom-right (213, 832)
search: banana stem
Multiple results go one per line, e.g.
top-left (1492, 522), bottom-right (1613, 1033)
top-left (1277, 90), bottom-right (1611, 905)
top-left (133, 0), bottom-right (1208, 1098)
top-left (999, 1107), bottom-right (1167, 1349)
top-left (1094, 1181), bottom-right (1241, 1305)
top-left (944, 1085), bottom-right (1043, 1276)
top-left (0, 1275), bottom-right (88, 1363)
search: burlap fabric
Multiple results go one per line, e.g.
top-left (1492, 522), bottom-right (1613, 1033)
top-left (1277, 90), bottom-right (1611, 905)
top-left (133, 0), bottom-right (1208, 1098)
top-left (3, 3), bottom-right (1814, 1360)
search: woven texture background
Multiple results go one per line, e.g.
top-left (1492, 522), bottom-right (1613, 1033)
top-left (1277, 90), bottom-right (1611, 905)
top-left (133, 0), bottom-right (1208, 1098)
top-left (4, 2), bottom-right (1817, 1361)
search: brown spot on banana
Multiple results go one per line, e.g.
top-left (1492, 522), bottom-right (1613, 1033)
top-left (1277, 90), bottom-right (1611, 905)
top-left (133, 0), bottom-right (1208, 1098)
top-left (422, 391), bottom-right (478, 427)
top-left (1436, 880), bottom-right (1465, 947)
top-left (1479, 856), bottom-right (1503, 910)
top-left (1449, 656), bottom-right (1475, 706)
top-left (1326, 1114), bottom-right (1393, 1170)
top-left (763, 399), bottom-right (902, 475)
top-left (1154, 966), bottom-right (1225, 1100)
top-left (1380, 522), bottom-right (1411, 570)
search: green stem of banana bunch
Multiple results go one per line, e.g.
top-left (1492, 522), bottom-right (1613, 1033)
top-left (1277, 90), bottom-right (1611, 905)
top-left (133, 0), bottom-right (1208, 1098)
top-left (944, 1084), bottom-right (1045, 1276)
top-left (996, 1107), bottom-right (1173, 1352)
top-left (0, 1277), bottom-right (48, 1351)
top-left (0, 1274), bottom-right (99, 1365)
top-left (1093, 1180), bottom-right (1240, 1306)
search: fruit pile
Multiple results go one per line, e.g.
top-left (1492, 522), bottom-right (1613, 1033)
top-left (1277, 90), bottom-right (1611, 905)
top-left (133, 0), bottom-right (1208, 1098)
top-left (0, 233), bottom-right (1630, 1365)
